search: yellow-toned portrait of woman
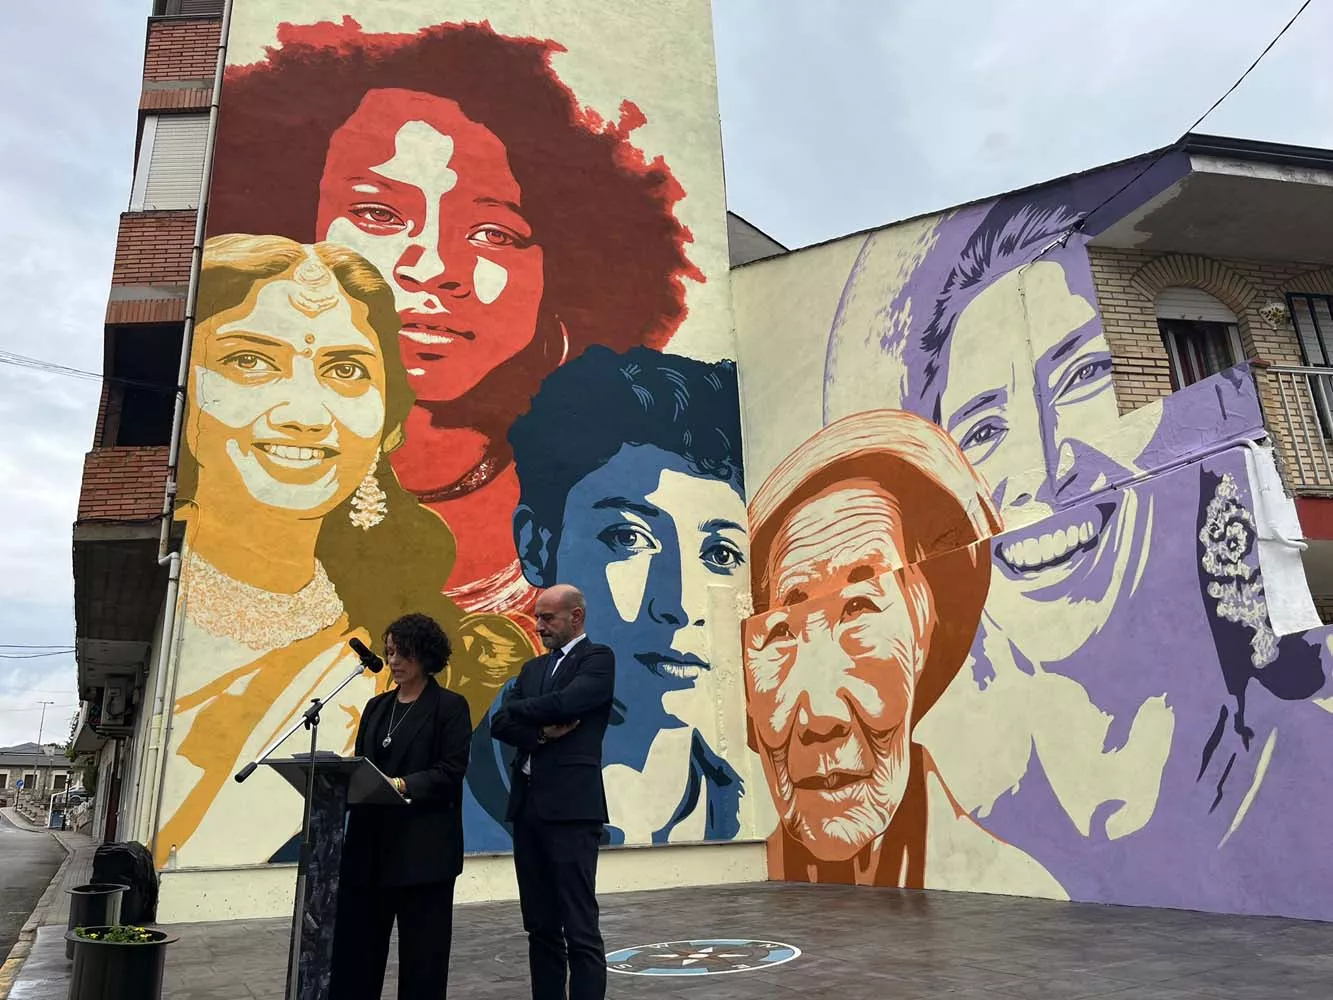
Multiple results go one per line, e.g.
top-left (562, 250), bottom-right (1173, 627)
top-left (155, 234), bottom-right (532, 868)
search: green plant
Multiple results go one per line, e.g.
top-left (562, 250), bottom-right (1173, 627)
top-left (74, 926), bottom-right (157, 944)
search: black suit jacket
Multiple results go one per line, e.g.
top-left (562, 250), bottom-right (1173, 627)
top-left (340, 677), bottom-right (472, 888)
top-left (491, 638), bottom-right (615, 824)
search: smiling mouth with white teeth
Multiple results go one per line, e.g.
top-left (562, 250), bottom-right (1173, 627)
top-left (997, 503), bottom-right (1113, 574)
top-left (254, 442), bottom-right (338, 469)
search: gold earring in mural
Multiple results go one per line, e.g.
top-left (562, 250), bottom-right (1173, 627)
top-left (556, 317), bottom-right (570, 366)
top-left (349, 450), bottom-right (387, 530)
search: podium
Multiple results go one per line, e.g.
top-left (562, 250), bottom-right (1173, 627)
top-left (264, 753), bottom-right (405, 1000)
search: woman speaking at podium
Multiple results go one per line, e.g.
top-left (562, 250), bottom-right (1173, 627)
top-left (330, 613), bottom-right (473, 999)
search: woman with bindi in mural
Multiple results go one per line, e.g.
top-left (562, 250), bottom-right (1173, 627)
top-left (158, 234), bottom-right (509, 867)
top-left (207, 19), bottom-right (701, 646)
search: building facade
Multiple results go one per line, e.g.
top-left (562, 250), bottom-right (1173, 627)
top-left (0, 743), bottom-right (72, 808)
top-left (72, 0), bottom-right (1333, 924)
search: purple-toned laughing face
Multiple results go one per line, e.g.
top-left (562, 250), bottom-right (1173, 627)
top-left (932, 259), bottom-right (1158, 663)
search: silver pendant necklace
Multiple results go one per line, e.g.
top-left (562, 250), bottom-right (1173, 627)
top-left (382, 697), bottom-right (417, 748)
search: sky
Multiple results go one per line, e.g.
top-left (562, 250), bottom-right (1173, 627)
top-left (0, 0), bottom-right (1329, 747)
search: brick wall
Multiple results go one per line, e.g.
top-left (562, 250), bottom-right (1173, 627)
top-left (77, 447), bottom-right (170, 522)
top-left (1089, 247), bottom-right (1333, 413)
top-left (144, 17), bottom-right (220, 82)
top-left (111, 212), bottom-right (195, 285)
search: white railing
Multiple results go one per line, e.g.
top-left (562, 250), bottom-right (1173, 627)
top-left (1264, 365), bottom-right (1333, 491)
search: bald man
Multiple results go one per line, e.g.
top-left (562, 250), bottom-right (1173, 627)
top-left (492, 584), bottom-right (615, 1000)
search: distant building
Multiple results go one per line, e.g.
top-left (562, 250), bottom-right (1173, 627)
top-left (0, 743), bottom-right (72, 805)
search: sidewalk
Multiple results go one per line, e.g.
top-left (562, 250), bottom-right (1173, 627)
top-left (0, 812), bottom-right (94, 1000)
top-left (6, 875), bottom-right (1333, 999)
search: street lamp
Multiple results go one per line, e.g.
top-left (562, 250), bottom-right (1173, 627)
top-left (36, 700), bottom-right (55, 746)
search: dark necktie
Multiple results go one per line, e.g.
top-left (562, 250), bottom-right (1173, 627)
top-left (541, 649), bottom-right (564, 693)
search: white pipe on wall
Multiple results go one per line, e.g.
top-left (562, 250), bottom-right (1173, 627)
top-left (144, 0), bottom-right (234, 863)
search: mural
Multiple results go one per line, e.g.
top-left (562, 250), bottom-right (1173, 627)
top-left (466, 346), bottom-right (749, 849)
top-left (161, 0), bottom-right (751, 869)
top-left (738, 166), bottom-right (1333, 919)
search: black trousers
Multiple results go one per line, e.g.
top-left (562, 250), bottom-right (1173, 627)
top-left (329, 878), bottom-right (455, 1000)
top-left (513, 789), bottom-right (606, 1000)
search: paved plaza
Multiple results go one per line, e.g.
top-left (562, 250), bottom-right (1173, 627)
top-left (8, 869), bottom-right (1333, 1000)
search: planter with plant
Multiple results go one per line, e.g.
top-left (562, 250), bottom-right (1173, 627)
top-left (66, 925), bottom-right (178, 1000)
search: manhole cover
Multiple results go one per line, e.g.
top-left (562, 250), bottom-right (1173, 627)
top-left (605, 938), bottom-right (800, 976)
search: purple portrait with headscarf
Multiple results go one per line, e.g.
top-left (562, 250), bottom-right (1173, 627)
top-left (820, 166), bottom-right (1333, 919)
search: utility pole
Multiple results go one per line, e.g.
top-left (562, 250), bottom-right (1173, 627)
top-left (36, 700), bottom-right (55, 746)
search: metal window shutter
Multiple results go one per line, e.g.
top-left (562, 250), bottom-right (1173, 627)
top-left (142, 115), bottom-right (210, 211)
top-left (179, 0), bottom-right (224, 12)
top-left (1154, 287), bottom-right (1237, 324)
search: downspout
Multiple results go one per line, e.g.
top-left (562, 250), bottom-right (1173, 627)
top-left (144, 0), bottom-right (234, 862)
top-left (1053, 434), bottom-right (1306, 551)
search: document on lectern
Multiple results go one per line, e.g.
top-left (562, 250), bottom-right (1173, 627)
top-left (266, 754), bottom-right (407, 807)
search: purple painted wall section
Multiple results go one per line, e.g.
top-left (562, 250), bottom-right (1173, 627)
top-left (739, 148), bottom-right (1333, 919)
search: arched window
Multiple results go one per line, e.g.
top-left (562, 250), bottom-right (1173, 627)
top-left (1155, 287), bottom-right (1244, 390)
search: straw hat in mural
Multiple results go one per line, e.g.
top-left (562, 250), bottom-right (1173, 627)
top-left (747, 407), bottom-right (1001, 726)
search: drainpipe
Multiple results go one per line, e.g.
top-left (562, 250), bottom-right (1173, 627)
top-left (143, 0), bottom-right (234, 862)
top-left (1053, 434), bottom-right (1306, 551)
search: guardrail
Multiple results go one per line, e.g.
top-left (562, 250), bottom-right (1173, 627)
top-left (1263, 365), bottom-right (1333, 492)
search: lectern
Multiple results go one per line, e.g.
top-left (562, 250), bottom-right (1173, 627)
top-left (232, 645), bottom-right (399, 1000)
top-left (265, 754), bottom-right (404, 1000)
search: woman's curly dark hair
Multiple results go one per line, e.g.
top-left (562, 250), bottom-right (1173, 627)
top-left (207, 17), bottom-right (702, 370)
top-left (385, 613), bottom-right (453, 677)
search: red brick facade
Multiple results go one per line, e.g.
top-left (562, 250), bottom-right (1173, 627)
top-left (77, 447), bottom-right (171, 522)
top-left (105, 298), bottom-right (187, 325)
top-left (144, 17), bottom-right (220, 82)
top-left (111, 212), bottom-right (195, 285)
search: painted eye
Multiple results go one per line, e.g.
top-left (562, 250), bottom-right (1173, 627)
top-left (222, 352), bottom-right (276, 373)
top-left (597, 525), bottom-right (657, 554)
top-left (840, 596), bottom-right (880, 621)
top-left (470, 225), bottom-right (528, 249)
top-left (702, 542), bottom-right (745, 570)
top-left (349, 204), bottom-right (407, 232)
top-left (325, 361), bottom-right (370, 382)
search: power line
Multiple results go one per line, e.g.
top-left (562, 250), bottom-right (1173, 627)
top-left (0, 351), bottom-right (181, 395)
top-left (0, 651), bottom-right (76, 659)
top-left (1034, 0), bottom-right (1314, 262)
top-left (0, 645), bottom-right (76, 650)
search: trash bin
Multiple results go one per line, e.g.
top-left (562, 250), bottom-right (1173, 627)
top-left (66, 884), bottom-right (125, 960)
top-left (91, 843), bottom-right (159, 925)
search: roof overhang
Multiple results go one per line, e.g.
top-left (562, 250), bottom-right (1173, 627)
top-left (1090, 139), bottom-right (1333, 263)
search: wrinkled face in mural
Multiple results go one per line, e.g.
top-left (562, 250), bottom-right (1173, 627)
top-left (746, 481), bottom-right (929, 862)
top-left (546, 444), bottom-right (747, 703)
top-left (939, 260), bottom-right (1153, 661)
top-left (188, 265), bottom-right (387, 516)
top-left (318, 88), bottom-right (545, 404)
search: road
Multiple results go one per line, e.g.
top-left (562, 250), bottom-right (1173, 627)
top-left (0, 811), bottom-right (62, 960)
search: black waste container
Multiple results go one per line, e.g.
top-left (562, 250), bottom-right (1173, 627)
top-left (66, 884), bottom-right (125, 960)
top-left (91, 843), bottom-right (159, 925)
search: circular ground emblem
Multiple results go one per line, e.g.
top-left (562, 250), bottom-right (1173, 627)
top-left (605, 939), bottom-right (801, 976)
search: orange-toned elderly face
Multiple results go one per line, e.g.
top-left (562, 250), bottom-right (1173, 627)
top-left (744, 478), bottom-right (933, 863)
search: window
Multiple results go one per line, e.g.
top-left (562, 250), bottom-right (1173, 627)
top-left (53, 774), bottom-right (67, 792)
top-left (23, 773), bottom-right (36, 790)
top-left (1289, 294), bottom-right (1333, 367)
top-left (1156, 288), bottom-right (1244, 390)
top-left (0, 773), bottom-right (7, 788)
top-left (107, 325), bottom-right (182, 446)
top-left (129, 115), bottom-right (210, 212)
top-left (154, 0), bottom-right (224, 15)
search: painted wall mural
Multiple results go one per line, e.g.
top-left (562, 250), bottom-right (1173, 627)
top-left (735, 166), bottom-right (1333, 920)
top-left (160, 0), bottom-right (753, 869)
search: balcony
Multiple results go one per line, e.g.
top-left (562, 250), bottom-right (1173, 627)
top-left (1261, 365), bottom-right (1333, 494)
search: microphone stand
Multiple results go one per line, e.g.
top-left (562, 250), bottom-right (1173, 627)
top-left (234, 655), bottom-right (375, 1000)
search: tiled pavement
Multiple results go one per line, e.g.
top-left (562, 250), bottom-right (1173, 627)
top-left (10, 879), bottom-right (1333, 999)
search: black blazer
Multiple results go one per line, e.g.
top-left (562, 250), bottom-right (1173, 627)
top-left (340, 677), bottom-right (472, 888)
top-left (491, 638), bottom-right (615, 824)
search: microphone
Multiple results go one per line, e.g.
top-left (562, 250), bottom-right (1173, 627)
top-left (349, 637), bottom-right (384, 673)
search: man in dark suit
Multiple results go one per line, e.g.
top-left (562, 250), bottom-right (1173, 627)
top-left (492, 584), bottom-right (614, 1000)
